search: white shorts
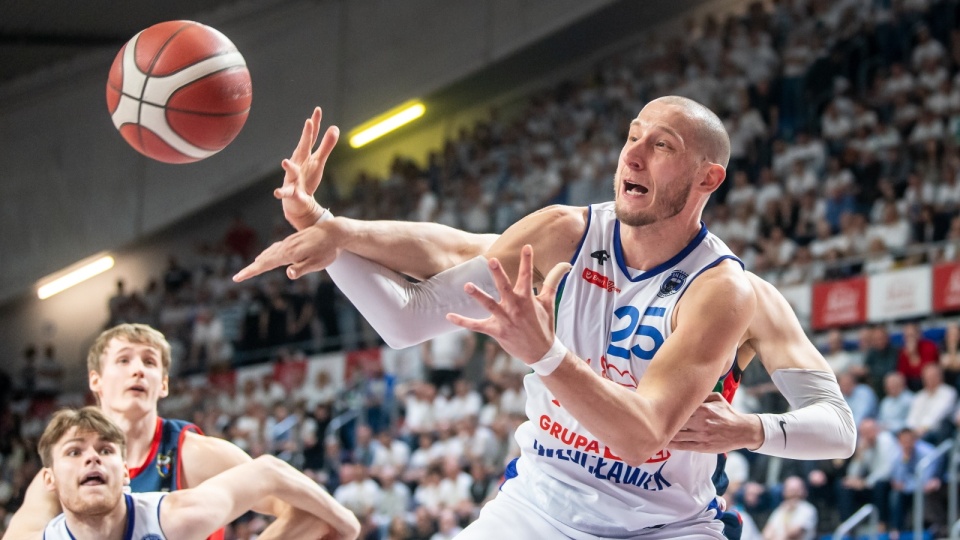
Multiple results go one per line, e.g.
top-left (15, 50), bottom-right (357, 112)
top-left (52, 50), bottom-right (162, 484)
top-left (457, 488), bottom-right (727, 540)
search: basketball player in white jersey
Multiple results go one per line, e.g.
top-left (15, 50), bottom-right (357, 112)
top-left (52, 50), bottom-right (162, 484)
top-left (6, 324), bottom-right (356, 540)
top-left (25, 406), bottom-right (359, 540)
top-left (237, 100), bottom-right (855, 538)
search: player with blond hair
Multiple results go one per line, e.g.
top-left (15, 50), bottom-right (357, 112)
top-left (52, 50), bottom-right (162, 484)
top-left (27, 406), bottom-right (358, 540)
top-left (6, 324), bottom-right (358, 540)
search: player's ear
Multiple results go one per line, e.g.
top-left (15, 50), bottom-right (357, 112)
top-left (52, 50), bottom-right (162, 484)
top-left (123, 464), bottom-right (131, 486)
top-left (42, 467), bottom-right (57, 493)
top-left (89, 370), bottom-right (102, 395)
top-left (160, 374), bottom-right (169, 399)
top-left (698, 162), bottom-right (726, 193)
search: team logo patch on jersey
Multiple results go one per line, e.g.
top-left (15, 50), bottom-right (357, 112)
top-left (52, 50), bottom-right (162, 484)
top-left (657, 270), bottom-right (688, 297)
top-left (156, 451), bottom-right (172, 478)
top-left (142, 535), bottom-right (164, 540)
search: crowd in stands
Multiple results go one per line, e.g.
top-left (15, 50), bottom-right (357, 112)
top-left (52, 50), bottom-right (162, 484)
top-left (6, 0), bottom-right (960, 537)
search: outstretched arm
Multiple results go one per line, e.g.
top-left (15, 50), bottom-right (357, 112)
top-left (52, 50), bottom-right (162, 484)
top-left (669, 272), bottom-right (856, 459)
top-left (264, 106), bottom-right (496, 280)
top-left (179, 432), bottom-right (357, 540)
top-left (161, 455), bottom-right (360, 540)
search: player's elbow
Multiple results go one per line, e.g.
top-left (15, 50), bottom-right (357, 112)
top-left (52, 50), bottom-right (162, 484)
top-left (837, 405), bottom-right (857, 459)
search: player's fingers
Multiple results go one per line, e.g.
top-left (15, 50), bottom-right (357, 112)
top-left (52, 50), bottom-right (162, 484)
top-left (445, 312), bottom-right (489, 333)
top-left (291, 117), bottom-right (314, 163)
top-left (464, 282), bottom-right (505, 316)
top-left (702, 392), bottom-right (726, 403)
top-left (274, 186), bottom-right (295, 199)
top-left (513, 245), bottom-right (534, 296)
top-left (308, 107), bottom-right (323, 146)
top-left (539, 262), bottom-right (573, 299)
top-left (281, 159), bottom-right (301, 182)
top-left (486, 258), bottom-right (515, 300)
top-left (233, 253), bottom-right (281, 282)
top-left (313, 125), bottom-right (340, 163)
top-left (286, 251), bottom-right (335, 280)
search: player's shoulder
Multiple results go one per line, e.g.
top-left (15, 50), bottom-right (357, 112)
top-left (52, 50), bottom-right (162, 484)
top-left (685, 260), bottom-right (754, 308)
top-left (180, 430), bottom-right (253, 485)
top-left (528, 204), bottom-right (588, 233)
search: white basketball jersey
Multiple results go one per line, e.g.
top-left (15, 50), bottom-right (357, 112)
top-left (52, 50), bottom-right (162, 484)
top-left (44, 492), bottom-right (167, 540)
top-left (502, 201), bottom-right (742, 536)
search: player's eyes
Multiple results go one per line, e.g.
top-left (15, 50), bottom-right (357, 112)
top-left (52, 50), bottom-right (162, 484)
top-left (100, 447), bottom-right (114, 455)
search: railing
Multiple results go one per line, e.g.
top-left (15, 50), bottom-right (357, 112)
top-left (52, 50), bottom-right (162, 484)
top-left (832, 503), bottom-right (878, 540)
top-left (951, 517), bottom-right (960, 540)
top-left (914, 440), bottom-right (954, 539)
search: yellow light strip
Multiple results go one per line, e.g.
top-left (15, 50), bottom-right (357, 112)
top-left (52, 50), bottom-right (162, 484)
top-left (37, 255), bottom-right (115, 300)
top-left (349, 102), bottom-right (425, 148)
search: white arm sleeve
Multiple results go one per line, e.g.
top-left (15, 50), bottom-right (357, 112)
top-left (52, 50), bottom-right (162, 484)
top-left (754, 369), bottom-right (856, 460)
top-left (320, 212), bottom-right (498, 348)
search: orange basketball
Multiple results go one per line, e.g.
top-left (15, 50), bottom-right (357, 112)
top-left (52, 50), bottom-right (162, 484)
top-left (106, 21), bottom-right (252, 164)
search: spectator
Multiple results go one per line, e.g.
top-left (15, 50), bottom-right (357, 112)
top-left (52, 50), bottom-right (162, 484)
top-left (372, 466), bottom-right (411, 532)
top-left (838, 370), bottom-right (878, 427)
top-left (333, 462), bottom-right (380, 521)
top-left (821, 329), bottom-right (858, 375)
top-left (865, 326), bottom-right (900, 396)
top-left (421, 329), bottom-right (476, 395)
top-left (876, 372), bottom-right (915, 433)
top-left (897, 323), bottom-right (940, 391)
top-left (939, 322), bottom-right (960, 389)
top-left (838, 418), bottom-right (897, 529)
top-left (223, 213), bottom-right (259, 263)
top-left (18, 344), bottom-right (36, 398)
top-left (904, 363), bottom-right (957, 442)
top-left (762, 476), bottom-right (818, 540)
top-left (889, 428), bottom-right (945, 538)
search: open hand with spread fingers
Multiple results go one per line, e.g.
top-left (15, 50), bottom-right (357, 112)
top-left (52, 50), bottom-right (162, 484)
top-left (276, 106), bottom-right (340, 231)
top-left (446, 244), bottom-right (571, 365)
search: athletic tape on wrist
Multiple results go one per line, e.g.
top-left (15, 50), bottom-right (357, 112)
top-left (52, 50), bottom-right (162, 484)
top-left (530, 336), bottom-right (568, 376)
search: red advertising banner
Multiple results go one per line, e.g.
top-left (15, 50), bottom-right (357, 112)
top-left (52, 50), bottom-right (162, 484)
top-left (933, 261), bottom-right (960, 313)
top-left (812, 277), bottom-right (867, 330)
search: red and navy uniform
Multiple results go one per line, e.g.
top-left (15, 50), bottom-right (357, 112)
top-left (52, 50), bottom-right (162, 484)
top-left (128, 417), bottom-right (225, 540)
top-left (713, 361), bottom-right (745, 540)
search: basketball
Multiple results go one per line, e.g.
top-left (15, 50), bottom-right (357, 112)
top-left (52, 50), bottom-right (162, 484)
top-left (106, 21), bottom-right (252, 164)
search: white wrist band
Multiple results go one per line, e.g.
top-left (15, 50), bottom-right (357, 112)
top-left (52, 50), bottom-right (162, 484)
top-left (530, 336), bottom-right (568, 376)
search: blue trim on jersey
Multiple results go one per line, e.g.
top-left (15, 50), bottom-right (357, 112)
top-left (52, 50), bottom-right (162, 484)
top-left (674, 254), bottom-right (744, 306)
top-left (123, 493), bottom-right (135, 540)
top-left (556, 205), bottom-right (593, 303)
top-left (613, 221), bottom-right (708, 282)
top-left (157, 494), bottom-right (167, 536)
top-left (499, 457), bottom-right (519, 491)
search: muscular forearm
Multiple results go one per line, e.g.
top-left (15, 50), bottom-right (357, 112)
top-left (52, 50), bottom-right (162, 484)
top-left (333, 216), bottom-right (496, 280)
top-left (542, 354), bottom-right (667, 466)
top-left (257, 505), bottom-right (333, 540)
top-left (260, 456), bottom-right (360, 538)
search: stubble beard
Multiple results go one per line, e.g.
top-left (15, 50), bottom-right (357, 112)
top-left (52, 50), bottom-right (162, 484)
top-left (613, 174), bottom-right (693, 227)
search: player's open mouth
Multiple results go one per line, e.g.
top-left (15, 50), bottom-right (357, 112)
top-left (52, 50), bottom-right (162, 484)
top-left (623, 181), bottom-right (648, 195)
top-left (80, 472), bottom-right (106, 486)
top-left (127, 384), bottom-right (146, 394)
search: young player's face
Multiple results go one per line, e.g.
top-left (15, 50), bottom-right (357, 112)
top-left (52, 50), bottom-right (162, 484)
top-left (614, 102), bottom-right (700, 227)
top-left (90, 338), bottom-right (169, 416)
top-left (42, 427), bottom-right (128, 517)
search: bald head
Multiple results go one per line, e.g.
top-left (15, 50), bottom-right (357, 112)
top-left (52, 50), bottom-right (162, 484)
top-left (646, 96), bottom-right (731, 168)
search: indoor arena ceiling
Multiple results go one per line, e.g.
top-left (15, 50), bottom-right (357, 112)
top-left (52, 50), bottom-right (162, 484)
top-left (0, 0), bottom-right (250, 87)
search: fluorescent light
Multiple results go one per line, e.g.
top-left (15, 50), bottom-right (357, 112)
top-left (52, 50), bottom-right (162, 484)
top-left (38, 255), bottom-right (115, 300)
top-left (349, 102), bottom-right (426, 148)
